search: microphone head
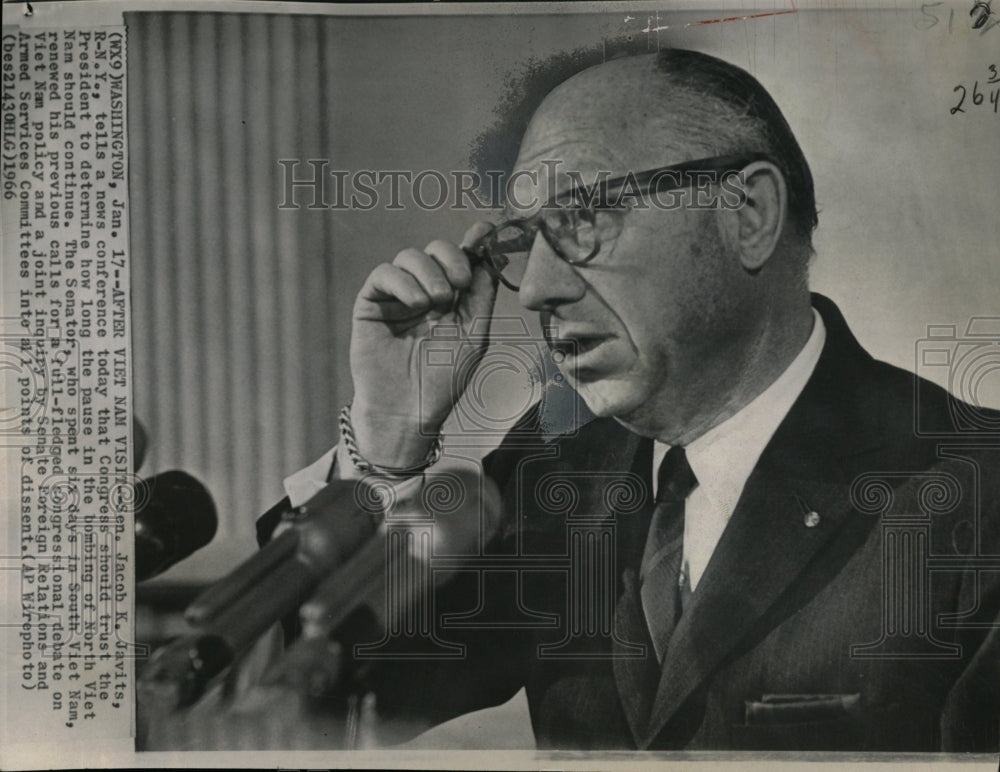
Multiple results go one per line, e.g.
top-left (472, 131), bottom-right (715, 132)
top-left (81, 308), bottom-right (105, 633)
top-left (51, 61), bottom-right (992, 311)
top-left (132, 417), bottom-right (149, 472)
top-left (135, 470), bottom-right (218, 582)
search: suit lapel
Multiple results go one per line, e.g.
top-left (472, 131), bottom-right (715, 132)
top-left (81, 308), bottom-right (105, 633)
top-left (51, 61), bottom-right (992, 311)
top-left (641, 457), bottom-right (862, 745)
top-left (606, 427), bottom-right (658, 746)
top-left (640, 294), bottom-right (890, 746)
top-left (612, 566), bottom-right (660, 746)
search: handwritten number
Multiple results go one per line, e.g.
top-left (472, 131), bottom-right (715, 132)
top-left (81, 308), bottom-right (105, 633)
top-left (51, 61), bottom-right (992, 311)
top-left (951, 85), bottom-right (967, 114)
top-left (918, 2), bottom-right (943, 29)
top-left (988, 64), bottom-right (1000, 84)
top-left (973, 80), bottom-right (985, 105)
top-left (991, 88), bottom-right (999, 113)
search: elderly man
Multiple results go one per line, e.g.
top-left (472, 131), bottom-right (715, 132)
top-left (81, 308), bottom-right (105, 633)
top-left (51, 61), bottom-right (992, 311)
top-left (258, 49), bottom-right (1000, 751)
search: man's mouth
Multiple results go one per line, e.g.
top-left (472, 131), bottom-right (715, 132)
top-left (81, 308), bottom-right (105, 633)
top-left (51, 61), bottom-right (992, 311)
top-left (545, 333), bottom-right (615, 372)
top-left (540, 314), bottom-right (615, 368)
top-left (548, 335), bottom-right (607, 357)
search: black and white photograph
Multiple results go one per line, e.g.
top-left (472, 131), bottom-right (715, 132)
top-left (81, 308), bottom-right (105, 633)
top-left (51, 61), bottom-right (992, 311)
top-left (2, 1), bottom-right (1000, 768)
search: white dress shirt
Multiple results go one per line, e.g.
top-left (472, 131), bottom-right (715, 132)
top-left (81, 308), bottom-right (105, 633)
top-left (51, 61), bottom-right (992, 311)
top-left (652, 308), bottom-right (825, 591)
top-left (284, 309), bottom-right (826, 594)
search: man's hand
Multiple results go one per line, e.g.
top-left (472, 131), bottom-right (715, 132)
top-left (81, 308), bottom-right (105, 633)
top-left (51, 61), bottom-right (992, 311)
top-left (349, 222), bottom-right (498, 468)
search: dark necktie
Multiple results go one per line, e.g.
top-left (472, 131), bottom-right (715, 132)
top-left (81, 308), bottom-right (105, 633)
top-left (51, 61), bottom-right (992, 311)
top-left (640, 446), bottom-right (698, 663)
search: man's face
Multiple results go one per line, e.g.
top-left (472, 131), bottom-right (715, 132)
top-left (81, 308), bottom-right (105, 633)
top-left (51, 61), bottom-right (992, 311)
top-left (507, 57), bottom-right (761, 440)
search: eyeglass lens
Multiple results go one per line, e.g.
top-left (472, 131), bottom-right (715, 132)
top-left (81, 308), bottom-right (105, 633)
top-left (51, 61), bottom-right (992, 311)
top-left (479, 209), bottom-right (610, 290)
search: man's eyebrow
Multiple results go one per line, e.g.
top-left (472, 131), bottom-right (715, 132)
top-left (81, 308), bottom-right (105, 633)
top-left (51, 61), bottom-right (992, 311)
top-left (559, 169), bottom-right (618, 207)
top-left (514, 140), bottom-right (622, 170)
top-left (503, 204), bottom-right (540, 221)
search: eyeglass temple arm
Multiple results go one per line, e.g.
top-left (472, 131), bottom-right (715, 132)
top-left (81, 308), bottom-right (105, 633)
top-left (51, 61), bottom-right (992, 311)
top-left (462, 245), bottom-right (505, 284)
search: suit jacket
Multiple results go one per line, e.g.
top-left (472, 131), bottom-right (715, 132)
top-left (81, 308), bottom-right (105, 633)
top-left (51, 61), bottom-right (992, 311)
top-left (258, 294), bottom-right (1000, 752)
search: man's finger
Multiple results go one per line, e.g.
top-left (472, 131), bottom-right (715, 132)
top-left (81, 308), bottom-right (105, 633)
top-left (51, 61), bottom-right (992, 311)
top-left (460, 220), bottom-right (496, 251)
top-left (461, 260), bottom-right (500, 321)
top-left (392, 248), bottom-right (455, 307)
top-left (358, 262), bottom-right (432, 310)
top-left (423, 239), bottom-right (473, 289)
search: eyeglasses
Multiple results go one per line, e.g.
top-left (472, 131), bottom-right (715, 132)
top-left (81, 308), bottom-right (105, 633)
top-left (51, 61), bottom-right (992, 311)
top-left (464, 152), bottom-right (772, 291)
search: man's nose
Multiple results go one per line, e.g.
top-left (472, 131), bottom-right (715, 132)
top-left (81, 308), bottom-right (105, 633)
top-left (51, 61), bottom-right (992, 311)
top-left (518, 232), bottom-right (587, 311)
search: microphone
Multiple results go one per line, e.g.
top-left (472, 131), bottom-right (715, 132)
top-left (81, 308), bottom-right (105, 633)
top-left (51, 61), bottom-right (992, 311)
top-left (138, 466), bottom-right (501, 711)
top-left (139, 477), bottom-right (383, 708)
top-left (133, 416), bottom-right (149, 472)
top-left (135, 471), bottom-right (218, 582)
top-left (266, 465), bottom-right (501, 696)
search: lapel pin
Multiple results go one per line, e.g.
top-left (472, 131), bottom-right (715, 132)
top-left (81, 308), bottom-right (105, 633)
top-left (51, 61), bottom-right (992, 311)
top-left (794, 495), bottom-right (821, 528)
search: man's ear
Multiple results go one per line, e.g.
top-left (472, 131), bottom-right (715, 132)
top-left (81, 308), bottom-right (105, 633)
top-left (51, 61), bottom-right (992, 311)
top-left (725, 160), bottom-right (787, 273)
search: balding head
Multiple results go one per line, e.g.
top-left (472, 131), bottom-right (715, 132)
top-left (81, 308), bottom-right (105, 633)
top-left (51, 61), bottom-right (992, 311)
top-left (516, 55), bottom-right (693, 175)
top-left (511, 50), bottom-right (817, 249)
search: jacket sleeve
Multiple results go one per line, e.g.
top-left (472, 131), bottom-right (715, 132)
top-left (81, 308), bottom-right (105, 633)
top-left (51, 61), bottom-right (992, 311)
top-left (940, 463), bottom-right (1000, 752)
top-left (256, 495), bottom-right (293, 548)
top-left (940, 622), bottom-right (1000, 751)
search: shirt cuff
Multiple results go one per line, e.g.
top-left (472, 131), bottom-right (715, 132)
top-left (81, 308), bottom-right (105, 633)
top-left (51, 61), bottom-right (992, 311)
top-left (283, 446), bottom-right (338, 508)
top-left (283, 443), bottom-right (425, 508)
